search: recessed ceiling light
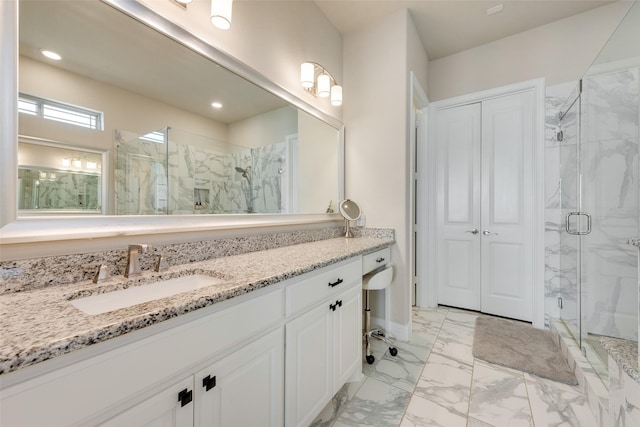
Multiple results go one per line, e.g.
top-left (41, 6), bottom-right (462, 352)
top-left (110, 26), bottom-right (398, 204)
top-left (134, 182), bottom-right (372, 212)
top-left (211, 102), bottom-right (223, 109)
top-left (40, 49), bottom-right (62, 60)
top-left (487, 4), bottom-right (504, 16)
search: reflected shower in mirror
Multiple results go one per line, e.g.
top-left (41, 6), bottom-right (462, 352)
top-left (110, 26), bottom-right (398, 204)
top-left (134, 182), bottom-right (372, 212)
top-left (17, 0), bottom-right (341, 216)
top-left (18, 139), bottom-right (105, 214)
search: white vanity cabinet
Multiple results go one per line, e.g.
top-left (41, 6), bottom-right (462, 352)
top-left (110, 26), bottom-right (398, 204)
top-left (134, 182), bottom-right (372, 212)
top-left (1, 251), bottom-right (380, 427)
top-left (0, 286), bottom-right (284, 427)
top-left (284, 258), bottom-right (362, 427)
top-left (102, 328), bottom-right (284, 427)
top-left (193, 328), bottom-right (284, 427)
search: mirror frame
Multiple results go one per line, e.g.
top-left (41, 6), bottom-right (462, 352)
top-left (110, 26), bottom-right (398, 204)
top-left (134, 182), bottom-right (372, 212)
top-left (0, 0), bottom-right (344, 245)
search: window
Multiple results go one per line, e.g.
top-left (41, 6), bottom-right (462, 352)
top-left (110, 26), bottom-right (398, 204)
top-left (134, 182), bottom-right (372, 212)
top-left (18, 93), bottom-right (103, 130)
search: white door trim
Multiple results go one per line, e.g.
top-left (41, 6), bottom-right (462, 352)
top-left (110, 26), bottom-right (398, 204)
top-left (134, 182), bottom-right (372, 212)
top-left (422, 78), bottom-right (545, 329)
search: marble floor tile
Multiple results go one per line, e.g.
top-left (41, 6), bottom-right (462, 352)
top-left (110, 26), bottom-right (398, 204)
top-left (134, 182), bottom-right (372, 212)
top-left (412, 352), bottom-right (473, 420)
top-left (315, 307), bottom-right (598, 427)
top-left (468, 360), bottom-right (532, 426)
top-left (332, 377), bottom-right (411, 427)
top-left (399, 394), bottom-right (467, 427)
top-left (524, 372), bottom-right (597, 427)
top-left (370, 341), bottom-right (429, 392)
top-left (430, 320), bottom-right (475, 364)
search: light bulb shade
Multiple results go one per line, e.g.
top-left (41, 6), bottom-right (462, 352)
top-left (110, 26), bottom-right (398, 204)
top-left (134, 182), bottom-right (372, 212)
top-left (211, 0), bottom-right (233, 30)
top-left (331, 85), bottom-right (343, 106)
top-left (301, 62), bottom-right (315, 89)
top-left (317, 74), bottom-right (330, 97)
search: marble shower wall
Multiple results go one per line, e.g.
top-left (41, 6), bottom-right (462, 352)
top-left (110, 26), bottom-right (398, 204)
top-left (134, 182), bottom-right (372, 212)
top-left (116, 128), bottom-right (289, 215)
top-left (544, 64), bottom-right (639, 342)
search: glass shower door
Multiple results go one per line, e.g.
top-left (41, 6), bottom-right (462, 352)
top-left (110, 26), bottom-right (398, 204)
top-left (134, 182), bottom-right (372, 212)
top-left (558, 86), bottom-right (581, 340)
top-left (579, 65), bottom-right (639, 375)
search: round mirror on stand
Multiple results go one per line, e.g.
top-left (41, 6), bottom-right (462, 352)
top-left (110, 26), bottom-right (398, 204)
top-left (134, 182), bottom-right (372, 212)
top-left (339, 199), bottom-right (361, 238)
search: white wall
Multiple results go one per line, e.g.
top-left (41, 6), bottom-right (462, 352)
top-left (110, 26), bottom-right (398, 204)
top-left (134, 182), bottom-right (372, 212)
top-left (298, 110), bottom-right (340, 214)
top-left (428, 1), bottom-right (633, 101)
top-left (344, 9), bottom-right (428, 333)
top-left (137, 0), bottom-right (343, 122)
top-left (19, 56), bottom-right (228, 151)
top-left (228, 106), bottom-right (297, 149)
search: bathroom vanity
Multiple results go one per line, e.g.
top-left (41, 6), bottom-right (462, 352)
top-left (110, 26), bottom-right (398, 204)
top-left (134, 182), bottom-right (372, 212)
top-left (0, 236), bottom-right (393, 426)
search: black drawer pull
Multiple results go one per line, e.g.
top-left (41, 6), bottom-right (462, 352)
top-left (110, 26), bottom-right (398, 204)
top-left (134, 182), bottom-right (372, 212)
top-left (328, 278), bottom-right (343, 288)
top-left (202, 375), bottom-right (217, 391)
top-left (330, 302), bottom-right (337, 311)
top-left (376, 257), bottom-right (385, 263)
top-left (337, 299), bottom-right (342, 307)
top-left (178, 388), bottom-right (193, 407)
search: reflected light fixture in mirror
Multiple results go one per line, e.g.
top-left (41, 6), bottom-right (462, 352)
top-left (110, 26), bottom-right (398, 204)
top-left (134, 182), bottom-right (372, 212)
top-left (211, 0), bottom-right (233, 30)
top-left (300, 62), bottom-right (343, 106)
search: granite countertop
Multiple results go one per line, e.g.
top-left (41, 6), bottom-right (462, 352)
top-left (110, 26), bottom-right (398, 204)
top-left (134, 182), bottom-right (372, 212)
top-left (600, 336), bottom-right (639, 383)
top-left (0, 236), bottom-right (393, 375)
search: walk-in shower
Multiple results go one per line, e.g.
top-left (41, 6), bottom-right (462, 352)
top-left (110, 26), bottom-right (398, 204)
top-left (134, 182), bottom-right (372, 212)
top-left (552, 0), bottom-right (639, 382)
top-left (114, 127), bottom-right (291, 215)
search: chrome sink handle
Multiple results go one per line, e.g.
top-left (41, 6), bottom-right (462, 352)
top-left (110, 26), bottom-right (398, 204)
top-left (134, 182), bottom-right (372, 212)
top-left (482, 230), bottom-right (499, 236)
top-left (466, 229), bottom-right (479, 235)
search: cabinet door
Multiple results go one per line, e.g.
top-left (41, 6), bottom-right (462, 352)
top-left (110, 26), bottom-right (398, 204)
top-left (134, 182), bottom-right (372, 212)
top-left (285, 302), bottom-right (333, 427)
top-left (333, 286), bottom-right (362, 387)
top-left (100, 377), bottom-right (194, 427)
top-left (194, 328), bottom-right (284, 427)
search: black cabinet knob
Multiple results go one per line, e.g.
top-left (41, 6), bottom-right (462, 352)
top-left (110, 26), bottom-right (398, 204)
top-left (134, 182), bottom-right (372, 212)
top-left (178, 388), bottom-right (193, 407)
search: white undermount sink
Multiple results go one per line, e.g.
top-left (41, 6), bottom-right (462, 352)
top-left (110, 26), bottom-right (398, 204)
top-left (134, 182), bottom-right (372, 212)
top-left (71, 274), bottom-right (226, 315)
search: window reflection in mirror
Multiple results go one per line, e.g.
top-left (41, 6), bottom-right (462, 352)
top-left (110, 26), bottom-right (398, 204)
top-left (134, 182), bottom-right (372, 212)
top-left (18, 140), bottom-right (104, 214)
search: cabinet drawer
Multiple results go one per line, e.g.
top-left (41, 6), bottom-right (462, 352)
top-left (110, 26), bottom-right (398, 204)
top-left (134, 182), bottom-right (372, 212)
top-left (362, 247), bottom-right (391, 274)
top-left (286, 258), bottom-right (361, 318)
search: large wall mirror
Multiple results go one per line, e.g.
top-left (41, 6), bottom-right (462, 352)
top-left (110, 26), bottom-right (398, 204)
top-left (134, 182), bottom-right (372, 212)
top-left (11, 0), bottom-right (342, 223)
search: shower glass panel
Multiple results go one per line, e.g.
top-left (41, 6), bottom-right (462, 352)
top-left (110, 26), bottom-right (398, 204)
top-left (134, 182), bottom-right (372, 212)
top-left (557, 0), bottom-right (640, 382)
top-left (579, 62), bottom-right (639, 376)
top-left (114, 128), bottom-right (169, 215)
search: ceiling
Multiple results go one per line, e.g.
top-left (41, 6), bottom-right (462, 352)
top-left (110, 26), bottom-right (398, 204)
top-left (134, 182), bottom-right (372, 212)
top-left (314, 0), bottom-right (615, 60)
top-left (19, 0), bottom-right (288, 125)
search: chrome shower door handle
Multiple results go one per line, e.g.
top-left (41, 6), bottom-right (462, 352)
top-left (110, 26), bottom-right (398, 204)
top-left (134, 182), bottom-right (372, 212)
top-left (466, 229), bottom-right (479, 235)
top-left (565, 212), bottom-right (591, 235)
top-left (482, 230), bottom-right (499, 236)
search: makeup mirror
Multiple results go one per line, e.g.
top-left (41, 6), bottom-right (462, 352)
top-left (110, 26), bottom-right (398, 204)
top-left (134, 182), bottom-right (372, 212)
top-left (339, 199), bottom-right (361, 238)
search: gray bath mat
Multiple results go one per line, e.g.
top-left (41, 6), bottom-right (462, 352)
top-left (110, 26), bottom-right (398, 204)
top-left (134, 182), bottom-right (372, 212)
top-left (473, 316), bottom-right (578, 385)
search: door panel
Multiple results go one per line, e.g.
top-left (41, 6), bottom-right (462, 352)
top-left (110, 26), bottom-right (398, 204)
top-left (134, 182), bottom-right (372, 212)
top-left (434, 90), bottom-right (535, 321)
top-left (481, 91), bottom-right (534, 321)
top-left (436, 103), bottom-right (482, 310)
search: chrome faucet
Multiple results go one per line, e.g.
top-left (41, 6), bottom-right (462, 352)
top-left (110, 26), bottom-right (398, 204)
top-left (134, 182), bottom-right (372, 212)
top-left (125, 244), bottom-right (151, 277)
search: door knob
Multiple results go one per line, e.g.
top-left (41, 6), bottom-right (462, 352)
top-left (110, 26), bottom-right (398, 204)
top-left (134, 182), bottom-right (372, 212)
top-left (482, 230), bottom-right (499, 236)
top-left (466, 229), bottom-right (479, 235)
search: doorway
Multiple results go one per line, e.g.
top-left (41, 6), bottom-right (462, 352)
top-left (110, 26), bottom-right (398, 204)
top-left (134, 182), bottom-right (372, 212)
top-left (424, 80), bottom-right (545, 326)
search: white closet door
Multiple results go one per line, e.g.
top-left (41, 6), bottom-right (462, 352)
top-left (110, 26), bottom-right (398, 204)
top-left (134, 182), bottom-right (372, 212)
top-left (480, 91), bottom-right (534, 321)
top-left (435, 103), bottom-right (482, 311)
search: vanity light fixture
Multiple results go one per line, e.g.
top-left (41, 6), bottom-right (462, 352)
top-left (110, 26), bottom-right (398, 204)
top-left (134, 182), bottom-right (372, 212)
top-left (40, 49), bottom-right (62, 61)
top-left (61, 158), bottom-right (71, 167)
top-left (300, 62), bottom-right (342, 106)
top-left (211, 0), bottom-right (233, 30)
